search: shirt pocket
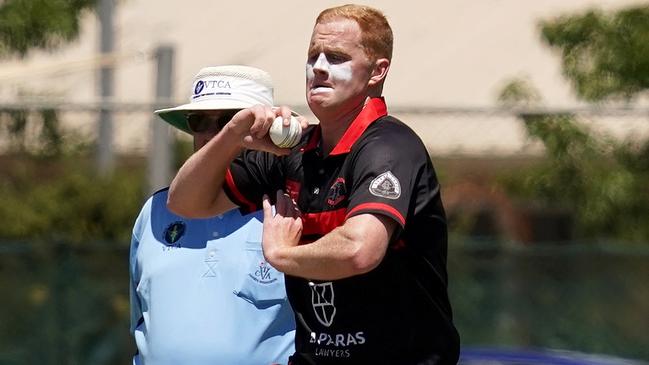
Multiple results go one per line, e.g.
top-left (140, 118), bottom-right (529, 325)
top-left (233, 240), bottom-right (288, 308)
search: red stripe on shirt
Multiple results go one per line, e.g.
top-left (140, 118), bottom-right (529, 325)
top-left (330, 97), bottom-right (388, 155)
top-left (302, 208), bottom-right (347, 236)
top-left (346, 202), bottom-right (406, 226)
top-left (225, 168), bottom-right (257, 212)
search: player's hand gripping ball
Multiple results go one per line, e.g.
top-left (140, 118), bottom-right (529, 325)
top-left (269, 115), bottom-right (302, 148)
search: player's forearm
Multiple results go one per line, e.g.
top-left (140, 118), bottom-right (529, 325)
top-left (268, 225), bottom-right (387, 281)
top-left (167, 129), bottom-right (242, 218)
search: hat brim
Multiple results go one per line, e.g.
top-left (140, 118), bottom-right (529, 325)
top-left (155, 99), bottom-right (259, 134)
top-left (155, 99), bottom-right (300, 134)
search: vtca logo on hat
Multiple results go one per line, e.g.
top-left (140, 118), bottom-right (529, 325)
top-left (194, 80), bottom-right (205, 95)
top-left (192, 79), bottom-right (233, 99)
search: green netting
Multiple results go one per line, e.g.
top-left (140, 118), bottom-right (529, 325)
top-left (0, 240), bottom-right (647, 364)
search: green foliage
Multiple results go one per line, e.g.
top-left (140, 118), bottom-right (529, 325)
top-left (0, 109), bottom-right (197, 245)
top-left (0, 157), bottom-right (146, 245)
top-left (497, 77), bottom-right (542, 106)
top-left (499, 115), bottom-right (649, 243)
top-left (540, 4), bottom-right (649, 101)
top-left (494, 5), bottom-right (649, 244)
top-left (0, 0), bottom-right (97, 57)
top-left (172, 135), bottom-right (193, 170)
top-left (0, 109), bottom-right (144, 246)
top-left (0, 109), bottom-right (70, 157)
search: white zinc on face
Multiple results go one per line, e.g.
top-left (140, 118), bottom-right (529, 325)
top-left (306, 52), bottom-right (353, 86)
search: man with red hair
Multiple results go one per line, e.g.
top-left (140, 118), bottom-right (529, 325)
top-left (168, 4), bottom-right (460, 364)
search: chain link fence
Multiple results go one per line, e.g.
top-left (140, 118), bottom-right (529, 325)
top-left (2, 102), bottom-right (648, 156)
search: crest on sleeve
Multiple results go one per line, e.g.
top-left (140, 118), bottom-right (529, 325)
top-left (369, 171), bottom-right (401, 200)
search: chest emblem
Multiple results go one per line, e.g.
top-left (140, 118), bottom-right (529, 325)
top-left (164, 221), bottom-right (185, 245)
top-left (249, 261), bottom-right (278, 284)
top-left (369, 171), bottom-right (401, 200)
top-left (326, 177), bottom-right (347, 206)
top-left (310, 281), bottom-right (336, 327)
top-left (285, 179), bottom-right (302, 202)
top-left (203, 248), bottom-right (219, 277)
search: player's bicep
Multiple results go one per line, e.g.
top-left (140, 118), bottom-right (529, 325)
top-left (342, 213), bottom-right (396, 272)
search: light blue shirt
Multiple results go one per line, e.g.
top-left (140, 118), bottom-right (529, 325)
top-left (129, 188), bottom-right (295, 365)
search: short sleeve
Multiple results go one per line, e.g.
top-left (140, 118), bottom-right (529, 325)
top-left (223, 150), bottom-right (284, 214)
top-left (345, 121), bottom-right (434, 229)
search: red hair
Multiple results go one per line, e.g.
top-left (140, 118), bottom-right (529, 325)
top-left (316, 4), bottom-right (393, 61)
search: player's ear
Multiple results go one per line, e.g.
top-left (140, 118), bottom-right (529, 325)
top-left (368, 58), bottom-right (390, 87)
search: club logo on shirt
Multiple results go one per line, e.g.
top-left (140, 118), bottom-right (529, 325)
top-left (311, 281), bottom-right (336, 327)
top-left (203, 248), bottom-right (219, 277)
top-left (285, 179), bottom-right (302, 202)
top-left (164, 221), bottom-right (185, 245)
top-left (249, 261), bottom-right (278, 284)
top-left (369, 171), bottom-right (401, 200)
top-left (326, 177), bottom-right (347, 206)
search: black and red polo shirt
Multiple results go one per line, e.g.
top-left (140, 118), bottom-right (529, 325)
top-left (224, 98), bottom-right (460, 365)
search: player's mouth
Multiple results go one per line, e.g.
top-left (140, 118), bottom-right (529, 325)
top-left (310, 82), bottom-right (333, 94)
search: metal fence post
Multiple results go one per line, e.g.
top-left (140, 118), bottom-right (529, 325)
top-left (97, 0), bottom-right (115, 176)
top-left (148, 45), bottom-right (174, 193)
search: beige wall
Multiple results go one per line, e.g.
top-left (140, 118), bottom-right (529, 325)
top-left (0, 0), bottom-right (646, 155)
top-left (2, 0), bottom-right (644, 105)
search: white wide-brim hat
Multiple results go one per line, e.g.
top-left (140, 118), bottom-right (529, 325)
top-left (155, 65), bottom-right (274, 134)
